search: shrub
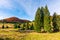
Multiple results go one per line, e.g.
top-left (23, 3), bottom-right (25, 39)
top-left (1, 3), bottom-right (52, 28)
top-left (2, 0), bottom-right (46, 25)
top-left (2, 25), bottom-right (4, 29)
top-left (30, 24), bottom-right (34, 30)
top-left (21, 23), bottom-right (25, 30)
top-left (14, 24), bottom-right (18, 29)
top-left (17, 24), bottom-right (20, 28)
top-left (0, 38), bottom-right (4, 40)
top-left (6, 26), bottom-right (9, 28)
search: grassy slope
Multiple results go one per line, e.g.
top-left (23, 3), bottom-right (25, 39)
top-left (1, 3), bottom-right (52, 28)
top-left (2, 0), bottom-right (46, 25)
top-left (0, 29), bottom-right (60, 40)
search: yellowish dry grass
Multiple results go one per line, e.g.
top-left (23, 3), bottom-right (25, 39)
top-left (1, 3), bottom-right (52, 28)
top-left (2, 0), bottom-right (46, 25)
top-left (0, 29), bottom-right (60, 40)
top-left (0, 29), bottom-right (27, 40)
top-left (24, 32), bottom-right (60, 40)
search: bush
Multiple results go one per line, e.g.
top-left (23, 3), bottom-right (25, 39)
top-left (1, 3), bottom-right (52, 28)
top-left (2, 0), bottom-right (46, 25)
top-left (0, 37), bottom-right (13, 40)
top-left (6, 26), bottom-right (9, 28)
top-left (5, 38), bottom-right (13, 40)
top-left (0, 38), bottom-right (4, 40)
top-left (25, 23), bottom-right (29, 30)
top-left (20, 23), bottom-right (25, 30)
top-left (2, 25), bottom-right (4, 29)
top-left (17, 24), bottom-right (20, 28)
top-left (14, 24), bottom-right (18, 29)
top-left (30, 24), bottom-right (34, 30)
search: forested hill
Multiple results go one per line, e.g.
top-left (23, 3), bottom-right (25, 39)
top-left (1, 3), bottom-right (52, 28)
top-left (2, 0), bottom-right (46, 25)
top-left (0, 17), bottom-right (30, 23)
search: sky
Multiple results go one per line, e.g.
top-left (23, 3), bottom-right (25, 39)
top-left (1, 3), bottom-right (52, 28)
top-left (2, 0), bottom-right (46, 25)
top-left (0, 0), bottom-right (60, 21)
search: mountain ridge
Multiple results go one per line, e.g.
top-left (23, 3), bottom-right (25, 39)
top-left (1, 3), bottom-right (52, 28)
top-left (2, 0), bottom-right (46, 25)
top-left (0, 17), bottom-right (30, 23)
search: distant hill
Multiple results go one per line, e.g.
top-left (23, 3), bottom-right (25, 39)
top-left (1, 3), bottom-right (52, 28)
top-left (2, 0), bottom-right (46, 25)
top-left (0, 17), bottom-right (30, 23)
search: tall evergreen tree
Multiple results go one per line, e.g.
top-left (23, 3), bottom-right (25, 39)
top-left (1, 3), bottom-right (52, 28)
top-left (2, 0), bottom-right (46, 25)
top-left (35, 8), bottom-right (41, 32)
top-left (57, 15), bottom-right (60, 31)
top-left (40, 7), bottom-right (44, 30)
top-left (52, 12), bottom-right (59, 32)
top-left (44, 5), bottom-right (51, 32)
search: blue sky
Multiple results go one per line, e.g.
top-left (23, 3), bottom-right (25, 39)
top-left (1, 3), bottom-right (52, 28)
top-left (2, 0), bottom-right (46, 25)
top-left (0, 0), bottom-right (60, 21)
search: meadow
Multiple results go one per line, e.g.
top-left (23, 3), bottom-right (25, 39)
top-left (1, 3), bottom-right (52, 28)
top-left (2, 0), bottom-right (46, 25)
top-left (0, 29), bottom-right (60, 40)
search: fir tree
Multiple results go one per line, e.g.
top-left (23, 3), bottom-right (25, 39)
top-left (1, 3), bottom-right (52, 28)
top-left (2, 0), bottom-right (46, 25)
top-left (40, 7), bottom-right (44, 30)
top-left (35, 8), bottom-right (41, 32)
top-left (44, 5), bottom-right (51, 32)
top-left (52, 12), bottom-right (59, 32)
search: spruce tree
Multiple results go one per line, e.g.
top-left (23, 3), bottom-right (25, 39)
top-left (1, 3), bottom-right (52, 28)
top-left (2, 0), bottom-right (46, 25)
top-left (44, 5), bottom-right (51, 32)
top-left (35, 8), bottom-right (41, 32)
top-left (52, 12), bottom-right (59, 32)
top-left (57, 15), bottom-right (60, 31)
top-left (40, 7), bottom-right (44, 30)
